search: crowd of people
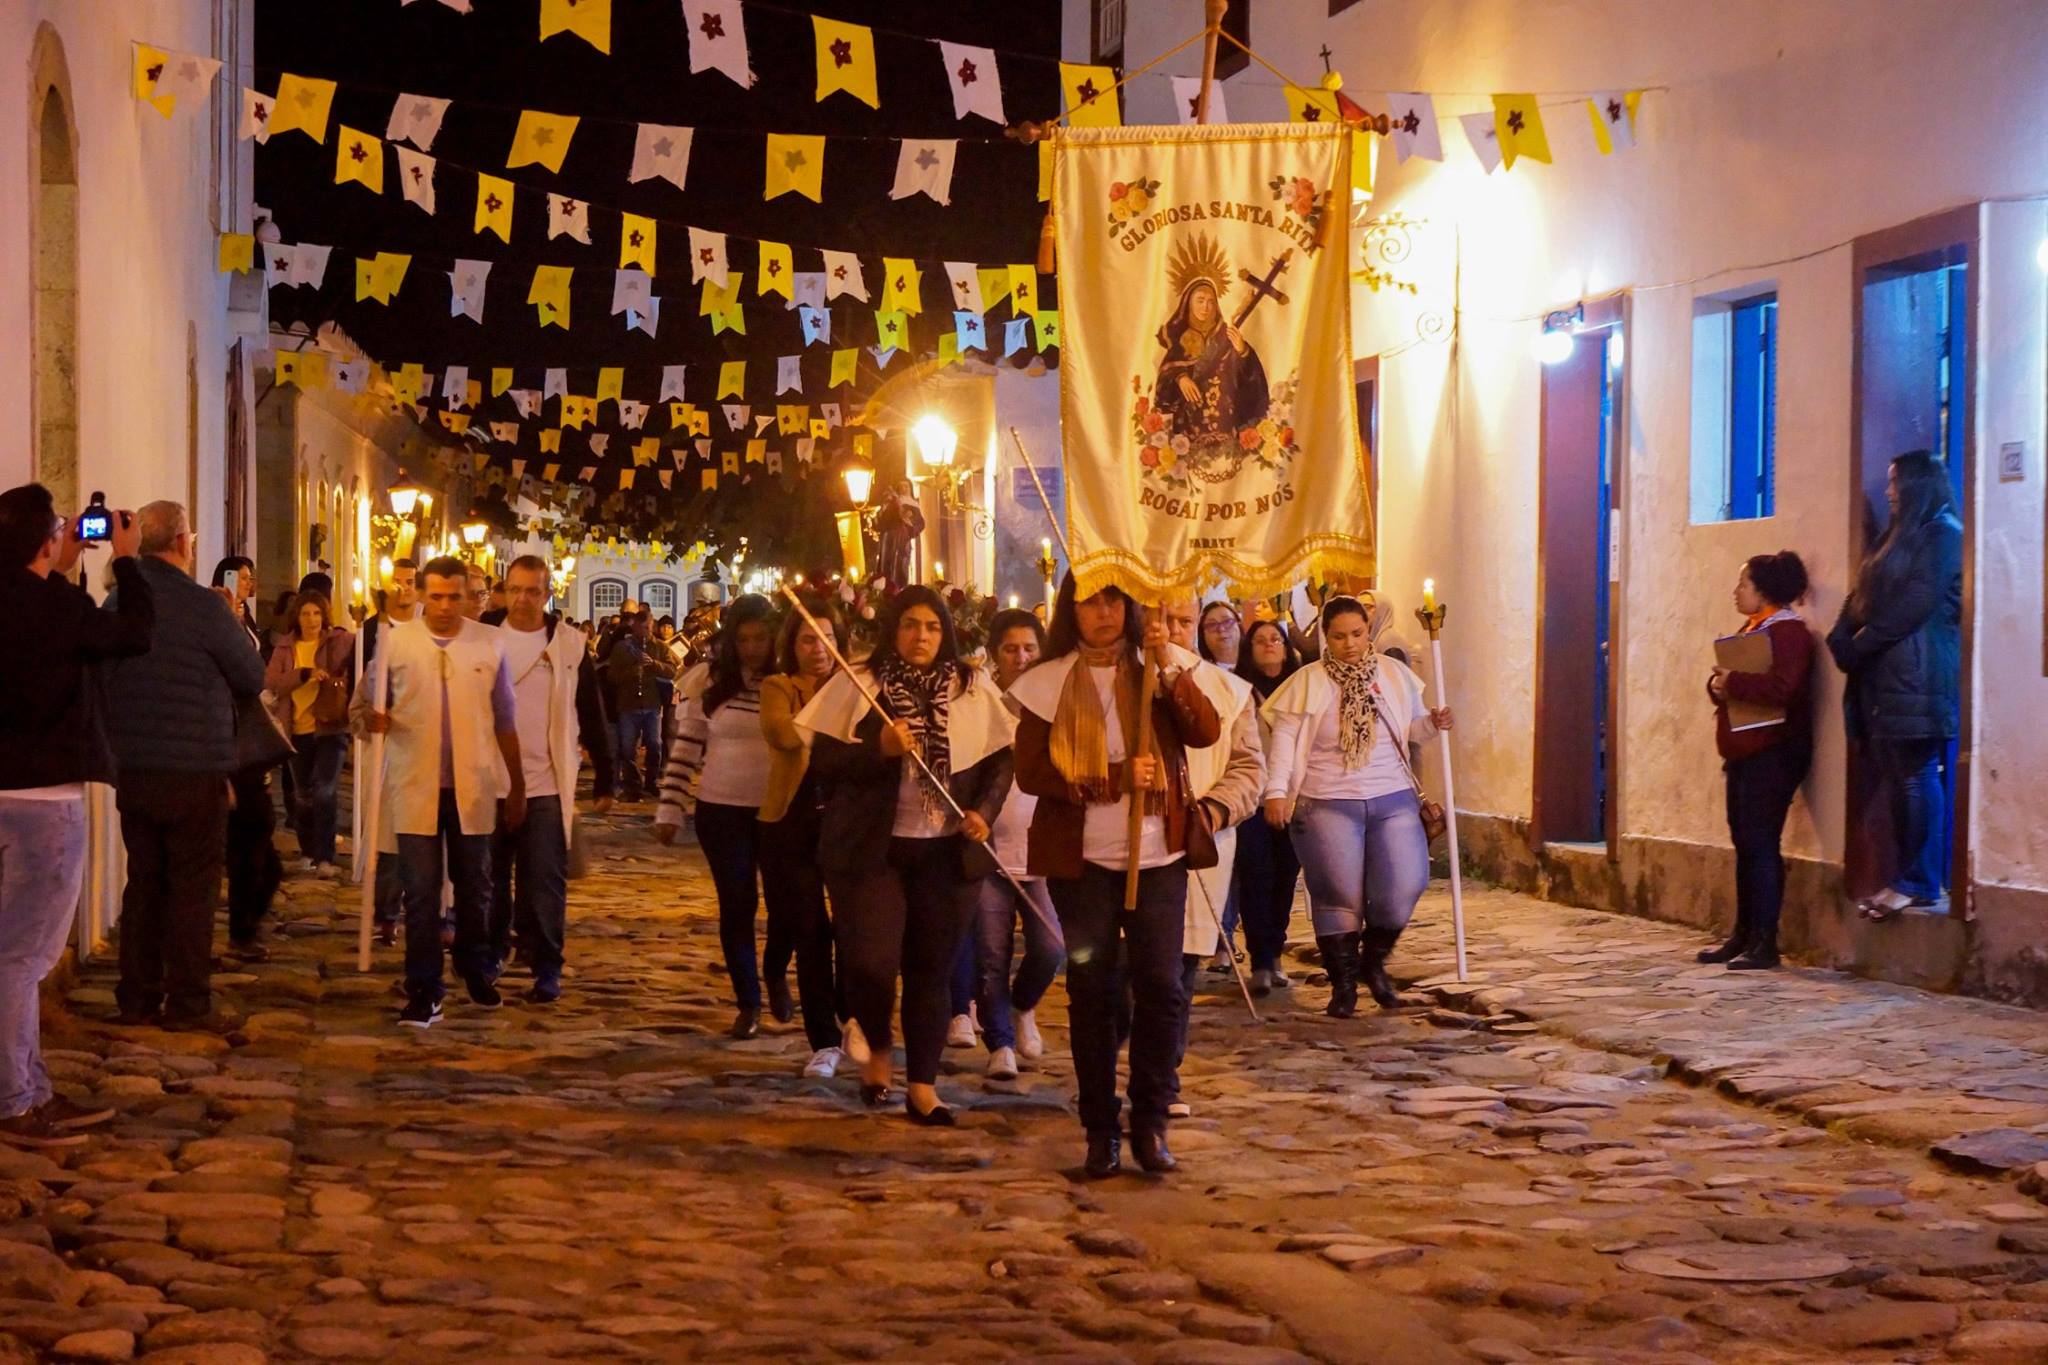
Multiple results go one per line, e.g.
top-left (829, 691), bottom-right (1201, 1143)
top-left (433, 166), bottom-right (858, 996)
top-left (0, 448), bottom-right (1965, 1170)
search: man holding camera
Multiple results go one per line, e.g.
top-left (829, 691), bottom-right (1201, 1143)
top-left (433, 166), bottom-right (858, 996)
top-left (0, 484), bottom-right (153, 1144)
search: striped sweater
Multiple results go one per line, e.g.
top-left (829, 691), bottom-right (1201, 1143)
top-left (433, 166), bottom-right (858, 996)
top-left (656, 678), bottom-right (769, 823)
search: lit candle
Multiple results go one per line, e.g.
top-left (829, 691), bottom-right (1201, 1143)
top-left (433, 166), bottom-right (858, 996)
top-left (1423, 578), bottom-right (1437, 613)
top-left (1008, 593), bottom-right (1019, 608)
top-left (934, 559), bottom-right (945, 584)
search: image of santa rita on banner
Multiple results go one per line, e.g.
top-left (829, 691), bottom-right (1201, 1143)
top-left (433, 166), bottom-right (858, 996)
top-left (1052, 122), bottom-right (1372, 598)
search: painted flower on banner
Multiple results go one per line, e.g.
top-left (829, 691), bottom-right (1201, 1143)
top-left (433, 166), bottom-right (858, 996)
top-left (1106, 175), bottom-right (1162, 234)
top-left (1130, 375), bottom-right (1299, 493)
top-left (1269, 174), bottom-right (1326, 237)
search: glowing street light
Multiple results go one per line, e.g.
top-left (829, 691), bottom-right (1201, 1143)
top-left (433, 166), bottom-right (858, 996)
top-left (913, 414), bottom-right (958, 471)
top-left (842, 459), bottom-right (875, 508)
top-left (460, 518), bottom-right (489, 547)
top-left (387, 474), bottom-right (427, 518)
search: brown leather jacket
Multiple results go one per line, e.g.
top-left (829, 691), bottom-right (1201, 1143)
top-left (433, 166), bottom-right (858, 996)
top-left (1013, 663), bottom-right (1221, 881)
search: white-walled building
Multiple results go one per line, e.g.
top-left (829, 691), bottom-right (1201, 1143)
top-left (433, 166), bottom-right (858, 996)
top-left (1083, 0), bottom-right (2048, 1002)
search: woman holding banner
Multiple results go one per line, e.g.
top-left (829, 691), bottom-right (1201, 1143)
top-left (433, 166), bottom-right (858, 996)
top-left (1010, 576), bottom-right (1220, 1179)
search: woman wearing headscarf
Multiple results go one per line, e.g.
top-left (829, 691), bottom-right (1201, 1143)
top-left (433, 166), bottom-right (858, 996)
top-left (1231, 618), bottom-right (1304, 990)
top-left (1827, 450), bottom-right (1963, 920)
top-left (798, 587), bottom-right (1015, 1125)
top-left (1261, 596), bottom-right (1452, 1017)
top-left (1010, 575), bottom-right (1221, 1178)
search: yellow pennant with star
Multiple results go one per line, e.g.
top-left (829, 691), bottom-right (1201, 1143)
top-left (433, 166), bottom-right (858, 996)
top-left (538, 0), bottom-right (610, 53)
top-left (718, 361), bottom-right (746, 398)
top-left (132, 45), bottom-right (177, 118)
top-left (881, 259), bottom-right (922, 314)
top-left (813, 17), bottom-right (878, 108)
top-left (334, 126), bottom-right (385, 193)
top-left (529, 265), bottom-right (573, 328)
top-left (757, 242), bottom-right (794, 299)
top-left (509, 110), bottom-right (579, 173)
top-left (620, 214), bottom-right (656, 271)
top-left (764, 134), bottom-right (825, 201)
top-left (1491, 94), bottom-right (1551, 168)
top-left (1060, 63), bottom-right (1119, 127)
top-left (268, 74), bottom-right (336, 142)
top-left (475, 173), bottom-right (515, 240)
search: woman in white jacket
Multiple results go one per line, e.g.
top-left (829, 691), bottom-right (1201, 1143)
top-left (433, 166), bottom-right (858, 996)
top-left (1260, 596), bottom-right (1452, 1016)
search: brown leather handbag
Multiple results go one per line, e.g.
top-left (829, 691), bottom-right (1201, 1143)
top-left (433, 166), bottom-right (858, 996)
top-left (1371, 693), bottom-right (1449, 849)
top-left (311, 674), bottom-right (351, 728)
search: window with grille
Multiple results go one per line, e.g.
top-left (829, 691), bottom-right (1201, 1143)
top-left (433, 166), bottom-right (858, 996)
top-left (589, 578), bottom-right (626, 614)
top-left (640, 580), bottom-right (676, 617)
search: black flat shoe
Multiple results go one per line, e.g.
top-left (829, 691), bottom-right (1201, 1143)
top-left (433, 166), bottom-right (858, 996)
top-left (1131, 1126), bottom-right (1177, 1174)
top-left (905, 1100), bottom-right (956, 1127)
top-left (1084, 1130), bottom-right (1122, 1179)
top-left (860, 1082), bottom-right (895, 1108)
top-left (728, 1008), bottom-right (760, 1040)
top-left (766, 977), bottom-right (795, 1025)
top-left (1696, 937), bottom-right (1747, 964)
top-left (1728, 949), bottom-right (1780, 971)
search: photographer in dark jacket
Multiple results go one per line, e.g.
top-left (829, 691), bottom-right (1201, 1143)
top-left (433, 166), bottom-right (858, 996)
top-left (0, 483), bottom-right (151, 1145)
top-left (103, 502), bottom-right (267, 1032)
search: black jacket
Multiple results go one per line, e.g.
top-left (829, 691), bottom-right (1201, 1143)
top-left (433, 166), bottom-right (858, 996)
top-left (480, 609), bottom-right (616, 800)
top-left (1827, 512), bottom-right (1963, 743)
top-left (104, 557), bottom-right (268, 776)
top-left (604, 631), bottom-right (678, 714)
top-left (0, 558), bottom-right (155, 789)
top-left (808, 708), bottom-right (1013, 882)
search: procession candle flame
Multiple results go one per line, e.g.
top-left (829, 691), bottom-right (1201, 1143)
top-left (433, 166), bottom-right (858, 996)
top-left (1423, 579), bottom-right (1437, 612)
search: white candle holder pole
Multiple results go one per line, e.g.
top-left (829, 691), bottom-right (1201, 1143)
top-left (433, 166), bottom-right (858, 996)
top-left (356, 657), bottom-right (394, 973)
top-left (350, 622), bottom-right (366, 884)
top-left (1415, 595), bottom-right (1467, 982)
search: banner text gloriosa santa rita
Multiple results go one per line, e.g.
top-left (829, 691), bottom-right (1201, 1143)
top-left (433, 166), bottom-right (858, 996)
top-left (1118, 198), bottom-right (1326, 256)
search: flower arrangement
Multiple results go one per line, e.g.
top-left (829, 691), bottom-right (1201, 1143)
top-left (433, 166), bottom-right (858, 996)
top-left (1269, 174), bottom-right (1327, 237)
top-left (1130, 374), bottom-right (1301, 493)
top-left (831, 575), bottom-right (999, 661)
top-left (1107, 174), bottom-right (1163, 235)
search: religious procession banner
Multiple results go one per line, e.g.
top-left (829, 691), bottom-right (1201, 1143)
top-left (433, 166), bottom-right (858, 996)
top-left (1052, 122), bottom-right (1372, 599)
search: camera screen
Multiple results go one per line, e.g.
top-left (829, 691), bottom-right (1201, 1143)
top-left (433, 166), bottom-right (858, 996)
top-left (78, 511), bottom-right (112, 541)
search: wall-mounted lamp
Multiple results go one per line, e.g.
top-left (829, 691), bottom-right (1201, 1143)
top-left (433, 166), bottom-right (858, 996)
top-left (1535, 303), bottom-right (1585, 366)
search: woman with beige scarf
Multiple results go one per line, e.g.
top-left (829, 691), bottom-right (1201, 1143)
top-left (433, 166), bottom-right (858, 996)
top-left (1009, 576), bottom-right (1221, 1179)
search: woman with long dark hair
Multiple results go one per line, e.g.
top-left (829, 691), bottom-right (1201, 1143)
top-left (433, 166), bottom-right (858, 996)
top-left (1261, 596), bottom-right (1452, 1017)
top-left (1704, 551), bottom-right (1815, 969)
top-left (213, 556), bottom-right (280, 958)
top-left (1827, 450), bottom-right (1964, 918)
top-left (798, 587), bottom-right (1015, 1124)
top-left (1010, 575), bottom-right (1220, 1177)
top-left (656, 593), bottom-right (777, 1039)
top-left (264, 589), bottom-right (354, 879)
top-left (1231, 618), bottom-right (1304, 991)
top-left (758, 601), bottom-right (848, 1077)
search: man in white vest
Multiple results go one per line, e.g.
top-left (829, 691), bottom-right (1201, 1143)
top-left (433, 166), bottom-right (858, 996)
top-left (362, 556), bottom-right (525, 1028)
top-left (1160, 596), bottom-right (1264, 1118)
top-left (482, 554), bottom-right (612, 1004)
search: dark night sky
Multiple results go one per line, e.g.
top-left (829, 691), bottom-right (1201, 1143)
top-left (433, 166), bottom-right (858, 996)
top-left (254, 0), bottom-right (1063, 550)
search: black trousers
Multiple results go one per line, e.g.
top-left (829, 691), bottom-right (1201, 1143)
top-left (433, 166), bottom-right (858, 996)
top-left (759, 803), bottom-right (840, 1052)
top-left (830, 836), bottom-right (968, 1086)
top-left (116, 771), bottom-right (229, 1020)
top-left (224, 763), bottom-right (281, 945)
top-left (1725, 742), bottom-right (1810, 947)
top-left (1053, 860), bottom-right (1188, 1134)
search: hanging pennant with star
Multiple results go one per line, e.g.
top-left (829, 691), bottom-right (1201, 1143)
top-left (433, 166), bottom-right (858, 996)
top-left (475, 173), bottom-right (514, 239)
top-left (881, 259), bottom-right (922, 314)
top-left (547, 194), bottom-right (591, 243)
top-left (1385, 93), bottom-right (1443, 162)
top-left (538, 0), bottom-right (609, 52)
top-left (789, 272), bottom-right (826, 310)
top-left (874, 309), bottom-right (908, 348)
top-left (269, 74), bottom-right (337, 142)
top-left (334, 127), bottom-right (385, 194)
top-left (529, 265), bottom-right (573, 328)
top-left (1060, 63), bottom-right (1119, 128)
top-left (938, 41), bottom-right (1004, 124)
top-left (757, 242), bottom-right (794, 299)
top-left (717, 360), bottom-right (746, 398)
top-left (630, 123), bottom-right (693, 190)
top-left (689, 228), bottom-right (729, 287)
top-left (955, 312), bottom-right (987, 353)
top-left (890, 140), bottom-right (956, 205)
top-left (386, 93), bottom-right (450, 150)
top-left (830, 349), bottom-right (858, 387)
top-left (240, 87), bottom-right (273, 143)
top-left (620, 214), bottom-right (656, 271)
top-left (1169, 75), bottom-right (1225, 124)
top-left (612, 268), bottom-right (653, 317)
top-left (509, 110), bottom-right (579, 174)
top-left (133, 45), bottom-right (178, 119)
top-left (660, 365), bottom-right (687, 402)
top-left (944, 263), bottom-right (984, 313)
top-left (821, 250), bottom-right (868, 302)
top-left (813, 16), bottom-right (878, 108)
top-left (776, 356), bottom-right (803, 394)
top-left (1587, 91), bottom-right (1640, 155)
top-left (396, 147), bottom-right (437, 213)
top-left (764, 134), bottom-right (826, 202)
top-left (1491, 94), bottom-right (1551, 169)
top-left (448, 259), bottom-right (490, 322)
top-left (683, 0), bottom-right (752, 88)
top-left (799, 307), bottom-right (831, 346)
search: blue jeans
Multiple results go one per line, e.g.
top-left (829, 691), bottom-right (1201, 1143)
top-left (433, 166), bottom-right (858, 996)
top-left (1873, 738), bottom-right (1947, 901)
top-left (0, 796), bottom-right (87, 1118)
top-left (1052, 861), bottom-right (1187, 1134)
top-left (491, 796), bottom-right (568, 979)
top-left (974, 876), bottom-right (1064, 1051)
top-left (1290, 791), bottom-right (1431, 938)
top-left (397, 789), bottom-right (493, 1002)
top-left (614, 709), bottom-right (662, 797)
top-left (287, 732), bottom-right (347, 864)
top-left (696, 801), bottom-right (762, 1010)
top-left (1233, 814), bottom-right (1301, 970)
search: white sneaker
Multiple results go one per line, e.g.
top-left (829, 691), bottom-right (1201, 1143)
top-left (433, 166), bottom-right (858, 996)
top-left (841, 1018), bottom-right (871, 1066)
top-left (946, 1014), bottom-right (977, 1048)
top-left (986, 1046), bottom-right (1019, 1080)
top-left (803, 1047), bottom-right (843, 1079)
top-left (1168, 1101), bottom-right (1192, 1119)
top-left (1015, 1009), bottom-right (1044, 1062)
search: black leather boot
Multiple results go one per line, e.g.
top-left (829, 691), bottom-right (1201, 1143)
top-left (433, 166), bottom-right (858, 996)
top-left (1359, 926), bottom-right (1402, 1008)
top-left (1131, 1125), bottom-right (1177, 1174)
top-left (1084, 1129), bottom-right (1122, 1179)
top-left (1728, 928), bottom-right (1780, 970)
top-left (1696, 934), bottom-right (1749, 964)
top-left (1318, 933), bottom-right (1360, 1018)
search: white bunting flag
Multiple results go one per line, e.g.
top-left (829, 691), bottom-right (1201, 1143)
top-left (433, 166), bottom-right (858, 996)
top-left (628, 297), bottom-right (660, 338)
top-left (1386, 93), bottom-right (1444, 163)
top-left (723, 404), bottom-right (749, 432)
top-left (386, 93), bottom-right (450, 150)
top-left (799, 307), bottom-right (830, 346)
top-left (1588, 91), bottom-right (1638, 154)
top-left (262, 245), bottom-right (296, 290)
top-left (753, 415), bottom-right (776, 437)
top-left (612, 268), bottom-right (652, 316)
top-left (288, 243), bottom-right (332, 289)
top-left (890, 139), bottom-right (957, 205)
top-left (588, 433), bottom-right (609, 458)
top-left (1003, 317), bottom-right (1029, 356)
top-left (659, 365), bottom-right (688, 402)
top-left (819, 402), bottom-right (841, 428)
top-left (448, 259), bottom-right (490, 323)
top-left (796, 436), bottom-right (816, 466)
top-left (944, 262), bottom-right (983, 313)
top-left (1460, 110), bottom-right (1503, 174)
top-left (396, 147), bottom-right (437, 213)
top-left (630, 123), bottom-right (693, 191)
top-left (442, 366), bottom-right (470, 407)
top-left (776, 355), bottom-right (802, 395)
top-left (548, 194), bottom-right (591, 243)
top-left (682, 0), bottom-right (752, 88)
top-left (240, 87), bottom-right (272, 143)
top-left (688, 228), bottom-right (729, 287)
top-left (788, 272), bottom-right (826, 310)
top-left (331, 359), bottom-right (367, 394)
top-left (820, 250), bottom-right (868, 302)
top-left (1170, 75), bottom-right (1226, 124)
top-left (619, 400), bottom-right (649, 430)
top-left (937, 41), bottom-right (1004, 124)
top-left (510, 389), bottom-right (541, 418)
top-left (153, 52), bottom-right (221, 109)
top-left (544, 368), bottom-right (568, 400)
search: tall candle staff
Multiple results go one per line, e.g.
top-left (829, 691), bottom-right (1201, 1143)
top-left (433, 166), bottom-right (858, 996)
top-left (1414, 579), bottom-right (1467, 981)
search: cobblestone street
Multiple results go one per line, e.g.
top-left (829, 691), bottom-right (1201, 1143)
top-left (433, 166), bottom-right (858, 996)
top-left (11, 808), bottom-right (2048, 1363)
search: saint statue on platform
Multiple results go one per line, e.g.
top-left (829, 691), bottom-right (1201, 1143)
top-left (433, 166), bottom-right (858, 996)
top-left (873, 480), bottom-right (925, 588)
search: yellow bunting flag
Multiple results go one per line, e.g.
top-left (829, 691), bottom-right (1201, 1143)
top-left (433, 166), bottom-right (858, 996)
top-left (441, 412), bottom-right (471, 434)
top-left (274, 350), bottom-right (306, 386)
top-left (353, 258), bottom-right (382, 303)
top-left (539, 429), bottom-right (562, 454)
top-left (1491, 94), bottom-right (1551, 168)
top-left (466, 379), bottom-right (482, 408)
top-left (881, 258), bottom-right (922, 314)
top-left (669, 402), bottom-right (689, 430)
top-left (475, 173), bottom-right (514, 240)
top-left (757, 242), bottom-right (794, 299)
top-left (1033, 309), bottom-right (1060, 351)
top-left (1586, 91), bottom-right (1641, 155)
top-left (686, 406), bottom-right (710, 436)
top-left (334, 126), bottom-right (385, 193)
top-left (392, 363), bottom-right (425, 404)
top-left (542, 463), bottom-right (560, 482)
top-left (218, 233), bottom-right (255, 274)
top-left (764, 134), bottom-right (826, 202)
top-left (618, 469), bottom-right (635, 490)
top-left (701, 469), bottom-right (718, 491)
top-left (297, 351), bottom-right (330, 389)
top-left (1282, 84), bottom-right (1341, 125)
top-left (978, 267), bottom-right (1013, 312)
top-left (372, 252), bottom-right (410, 300)
top-left (1007, 265), bottom-right (1038, 315)
top-left (560, 395), bottom-right (596, 428)
top-left (813, 17), bottom-right (878, 108)
top-left (509, 110), bottom-right (579, 174)
top-left (539, 0), bottom-right (610, 53)
top-left (777, 405), bottom-right (806, 434)
top-left (937, 333), bottom-right (960, 366)
top-left (746, 439), bottom-right (767, 464)
top-left (633, 437), bottom-right (659, 465)
top-left (620, 213), bottom-right (656, 271)
top-left (810, 418), bottom-right (831, 439)
top-left (829, 348), bottom-right (857, 387)
top-left (491, 367), bottom-right (514, 397)
top-left (722, 451), bottom-right (741, 473)
top-left (529, 265), bottom-right (573, 328)
top-left (133, 45), bottom-right (177, 118)
top-left (1060, 63), bottom-right (1119, 127)
top-left (717, 361), bottom-right (745, 398)
top-left (269, 74), bottom-right (336, 142)
top-left (596, 367), bottom-right (624, 402)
